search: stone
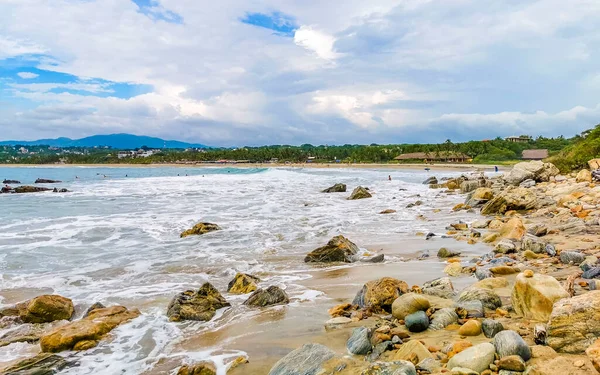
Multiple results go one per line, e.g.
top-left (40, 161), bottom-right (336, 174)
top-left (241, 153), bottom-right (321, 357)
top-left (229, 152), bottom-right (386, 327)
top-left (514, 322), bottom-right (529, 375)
top-left (416, 358), bottom-right (440, 374)
top-left (580, 256), bottom-right (598, 272)
top-left (503, 161), bottom-right (559, 186)
top-left (523, 250), bottom-right (543, 260)
top-left (520, 179), bottom-right (536, 188)
top-left (547, 291), bottom-right (600, 353)
top-left (352, 277), bottom-right (409, 312)
top-left (493, 330), bottom-right (532, 361)
top-left (475, 267), bottom-right (493, 280)
top-left (490, 266), bottom-right (519, 275)
top-left (482, 319), bottom-right (504, 338)
top-left (451, 223), bottom-right (469, 231)
top-left (447, 343), bottom-right (496, 373)
top-left (305, 235), bottom-right (359, 263)
top-left (495, 239), bottom-right (517, 254)
top-left (523, 269), bottom-right (534, 278)
top-left (527, 224), bottom-right (548, 237)
top-left (324, 317), bottom-right (352, 330)
top-left (380, 209), bottom-right (396, 214)
top-left (576, 169), bottom-right (593, 183)
top-left (472, 219), bottom-right (492, 229)
top-left (522, 235), bottom-right (547, 254)
top-left (83, 302), bottom-right (106, 318)
top-left (429, 307), bottom-right (459, 330)
top-left (585, 338), bottom-right (600, 372)
top-left (180, 222), bottom-right (221, 238)
top-left (243, 286), bottom-right (289, 307)
top-left (498, 355), bottom-right (526, 371)
top-left (451, 368), bottom-right (479, 375)
top-left (422, 277), bottom-right (456, 299)
top-left (268, 343), bottom-right (335, 375)
top-left (363, 254), bottom-right (385, 263)
top-left (466, 188), bottom-right (494, 207)
top-left (458, 320), bottom-right (482, 336)
top-left (483, 232), bottom-right (500, 243)
top-left (444, 262), bottom-right (463, 277)
top-left (394, 340), bottom-right (434, 362)
top-left (474, 277), bottom-right (509, 290)
top-left (560, 251), bottom-right (585, 265)
top-left (0, 295), bottom-right (74, 324)
top-left (423, 176), bottom-right (438, 185)
top-left (481, 187), bottom-right (538, 215)
top-left (457, 300), bottom-right (485, 318)
top-left (12, 186), bottom-right (52, 193)
top-left (2, 353), bottom-right (73, 374)
top-left (457, 288), bottom-right (502, 310)
top-left (362, 361), bottom-right (417, 375)
top-left (405, 311), bottom-right (429, 332)
top-left (322, 183), bottom-right (346, 193)
top-left (2, 179), bottom-right (20, 184)
top-left (347, 327), bottom-right (372, 355)
top-left (499, 217), bottom-right (526, 241)
top-left (35, 178), bottom-right (62, 184)
top-left (348, 186), bottom-right (372, 200)
top-left (391, 293), bottom-right (431, 320)
top-left (583, 267), bottom-right (600, 279)
top-left (227, 273), bottom-right (261, 294)
top-left (167, 283), bottom-right (230, 321)
top-left (177, 362), bottom-right (216, 375)
top-left (40, 306), bottom-right (140, 352)
top-left (511, 272), bottom-right (569, 321)
top-left (438, 247), bottom-right (462, 258)
top-left (461, 180), bottom-right (482, 194)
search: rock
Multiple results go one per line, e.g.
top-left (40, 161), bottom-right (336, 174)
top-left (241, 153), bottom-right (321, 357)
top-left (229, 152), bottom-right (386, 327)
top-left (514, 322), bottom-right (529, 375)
top-left (490, 266), bottom-right (519, 275)
top-left (474, 277), bottom-right (509, 290)
top-left (363, 254), bottom-right (385, 263)
top-left (167, 282), bottom-right (230, 321)
top-left (180, 222), bottom-right (221, 238)
top-left (585, 338), bottom-right (600, 372)
top-left (444, 262), bottom-right (463, 277)
top-left (495, 239), bottom-right (517, 254)
top-left (527, 224), bottom-right (548, 237)
top-left (522, 235), bottom-right (547, 254)
top-left (450, 368), bottom-right (478, 375)
top-left (493, 330), bottom-right (532, 360)
top-left (520, 179), bottom-right (536, 188)
top-left (362, 361), bottom-right (417, 375)
top-left (458, 320), bottom-right (482, 336)
top-left (547, 290), bottom-right (600, 353)
top-left (347, 327), bottom-right (372, 355)
top-left (523, 269), bottom-right (535, 277)
top-left (545, 244), bottom-right (557, 256)
top-left (243, 286), bottom-right (289, 307)
top-left (416, 358), bottom-right (440, 374)
top-left (466, 188), bottom-right (494, 207)
top-left (460, 180), bottom-right (482, 194)
top-left (379, 209), bottom-right (396, 214)
top-left (422, 277), bottom-right (456, 299)
top-left (481, 187), bottom-right (538, 215)
top-left (560, 251), bottom-right (585, 265)
top-left (423, 176), bottom-right (438, 185)
top-left (177, 363), bottom-right (216, 375)
top-left (475, 268), bottom-right (493, 280)
top-left (367, 341), bottom-right (393, 361)
top-left (580, 256), bottom-right (598, 272)
top-left (447, 343), bottom-right (496, 373)
top-left (589, 159), bottom-right (600, 170)
top-left (583, 267), bottom-right (600, 280)
top-left (305, 235), bottom-right (360, 263)
top-left (503, 161), bottom-right (559, 186)
top-left (268, 343), bottom-right (335, 375)
top-left (40, 306), bottom-right (140, 352)
top-left (391, 293), bottom-right (431, 320)
top-left (438, 248), bottom-right (461, 258)
top-left (457, 300), bottom-right (484, 318)
top-left (2, 179), bottom-right (20, 184)
top-left (451, 223), bottom-right (469, 231)
top-left (472, 219), bottom-right (492, 229)
top-left (348, 186), bottom-right (372, 200)
top-left (576, 169), bottom-right (593, 183)
top-left (322, 183), bottom-right (346, 193)
top-left (405, 311), bottom-right (429, 332)
top-left (499, 217), bottom-right (526, 240)
top-left (457, 288), bottom-right (502, 310)
top-left (83, 302), bottom-right (105, 318)
top-left (325, 317), bottom-right (352, 330)
top-left (511, 272), bottom-right (569, 321)
top-left (35, 178), bottom-right (62, 183)
top-left (482, 319), bottom-right (504, 338)
top-left (498, 355), bottom-right (526, 371)
top-left (394, 340), bottom-right (433, 362)
top-left (429, 307), bottom-right (459, 330)
top-left (353, 277), bottom-right (409, 312)
top-left (227, 273), bottom-right (261, 294)
top-left (13, 186), bottom-right (52, 193)
top-left (483, 233), bottom-right (500, 243)
top-left (52, 188), bottom-right (68, 193)
top-left (0, 295), bottom-right (74, 324)
top-left (2, 353), bottom-right (73, 374)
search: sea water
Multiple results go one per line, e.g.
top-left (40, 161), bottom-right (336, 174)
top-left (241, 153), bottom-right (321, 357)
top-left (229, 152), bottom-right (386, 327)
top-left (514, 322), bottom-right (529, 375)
top-left (0, 166), bottom-right (492, 374)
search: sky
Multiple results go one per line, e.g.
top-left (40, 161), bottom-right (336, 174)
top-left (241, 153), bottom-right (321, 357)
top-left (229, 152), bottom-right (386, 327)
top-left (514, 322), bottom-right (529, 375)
top-left (1, 0), bottom-right (600, 147)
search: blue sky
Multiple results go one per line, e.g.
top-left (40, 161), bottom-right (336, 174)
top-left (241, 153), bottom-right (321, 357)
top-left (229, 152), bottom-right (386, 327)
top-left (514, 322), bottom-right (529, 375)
top-left (1, 0), bottom-right (600, 146)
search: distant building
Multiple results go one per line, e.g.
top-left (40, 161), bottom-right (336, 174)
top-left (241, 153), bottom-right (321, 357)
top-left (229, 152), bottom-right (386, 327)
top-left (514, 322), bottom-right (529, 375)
top-left (117, 151), bottom-right (135, 159)
top-left (505, 135), bottom-right (532, 143)
top-left (522, 149), bottom-right (548, 160)
top-left (394, 152), bottom-right (471, 163)
top-left (18, 147), bottom-right (28, 154)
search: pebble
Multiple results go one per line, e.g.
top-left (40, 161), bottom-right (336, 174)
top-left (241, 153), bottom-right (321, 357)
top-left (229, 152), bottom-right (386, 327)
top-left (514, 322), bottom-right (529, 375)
top-left (523, 269), bottom-right (534, 278)
top-left (405, 311), bottom-right (429, 332)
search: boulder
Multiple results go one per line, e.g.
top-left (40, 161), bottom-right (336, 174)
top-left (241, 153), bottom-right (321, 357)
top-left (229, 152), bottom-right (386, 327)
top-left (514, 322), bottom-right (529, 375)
top-left (503, 161), bottom-right (559, 186)
top-left (498, 355), bottom-right (526, 371)
top-left (40, 306), bottom-right (140, 352)
top-left (2, 353), bottom-right (73, 374)
top-left (458, 320), bottom-right (482, 336)
top-left (446, 343), bottom-right (496, 373)
top-left (35, 178), bottom-right (62, 184)
top-left (589, 159), bottom-right (600, 170)
top-left (471, 219), bottom-right (492, 229)
top-left (353, 277), bottom-right (409, 312)
top-left (347, 327), bottom-right (372, 355)
top-left (379, 209), bottom-right (396, 214)
top-left (521, 235), bottom-right (547, 254)
top-left (457, 288), bottom-right (502, 310)
top-left (438, 248), bottom-right (461, 258)
top-left (13, 186), bottom-right (52, 193)
top-left (465, 188), bottom-right (494, 207)
top-left (474, 277), bottom-right (509, 290)
top-left (498, 217), bottom-right (526, 241)
top-left (585, 338), bottom-right (600, 373)
top-left (576, 169), bottom-right (592, 183)
top-left (429, 307), bottom-right (458, 330)
top-left (583, 267), bottom-right (600, 280)
top-left (520, 179), bottom-right (536, 188)
top-left (547, 291), bottom-right (600, 353)
top-left (394, 340), bottom-right (434, 362)
top-left (180, 222), bottom-right (221, 238)
top-left (243, 286), bottom-right (289, 307)
top-left (423, 176), bottom-right (438, 185)
top-left (167, 282), bottom-right (230, 322)
top-left (304, 235), bottom-right (359, 263)
top-left (391, 293), bottom-right (431, 320)
top-left (481, 187), bottom-right (538, 215)
top-left (348, 186), bottom-right (372, 200)
top-left (422, 277), bottom-right (456, 299)
top-left (482, 319), bottom-right (504, 338)
top-left (460, 180), bottom-right (481, 194)
top-left (444, 262), bottom-right (463, 277)
top-left (475, 268), bottom-right (493, 280)
top-left (322, 183), bottom-right (346, 193)
top-left (560, 251), bottom-right (585, 265)
top-left (511, 272), bottom-right (569, 321)
top-left (268, 343), bottom-right (335, 375)
top-left (494, 239), bottom-right (517, 254)
top-left (456, 300), bottom-right (484, 318)
top-left (493, 330), bottom-right (531, 360)
top-left (405, 311), bottom-right (429, 332)
top-left (0, 295), bottom-right (74, 324)
top-left (227, 273), bottom-right (260, 294)
top-left (2, 179), bottom-right (20, 184)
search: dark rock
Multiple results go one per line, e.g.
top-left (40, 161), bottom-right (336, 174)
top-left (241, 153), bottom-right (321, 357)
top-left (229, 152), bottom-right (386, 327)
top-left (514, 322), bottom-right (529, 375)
top-left (180, 222), bottom-right (221, 238)
top-left (304, 235), bottom-right (359, 263)
top-left (582, 267), bottom-right (600, 279)
top-left (243, 286), bottom-right (289, 307)
top-left (227, 273), bottom-right (261, 294)
top-left (405, 311), bottom-right (429, 332)
top-left (560, 251), bottom-right (585, 265)
top-left (322, 183), bottom-right (346, 193)
top-left (490, 257), bottom-right (514, 265)
top-left (482, 319), bottom-right (504, 338)
top-left (362, 254), bottom-right (385, 263)
top-left (268, 343), bottom-right (335, 375)
top-left (13, 186), bottom-right (52, 193)
top-left (493, 330), bottom-right (531, 361)
top-left (437, 248), bottom-right (461, 258)
top-left (348, 186), bottom-right (372, 200)
top-left (423, 177), bottom-right (438, 185)
top-left (167, 282), bottom-right (230, 322)
top-left (52, 188), bottom-right (69, 193)
top-left (475, 268), bottom-right (493, 280)
top-left (2, 353), bottom-right (73, 375)
top-left (3, 179), bottom-right (20, 184)
top-left (83, 302), bottom-right (105, 318)
top-left (457, 288), bottom-right (502, 310)
top-left (35, 179), bottom-right (61, 184)
top-left (425, 232), bottom-right (436, 240)
top-left (366, 341), bottom-right (393, 361)
top-left (406, 200), bottom-right (423, 208)
top-left (347, 327), bottom-right (372, 355)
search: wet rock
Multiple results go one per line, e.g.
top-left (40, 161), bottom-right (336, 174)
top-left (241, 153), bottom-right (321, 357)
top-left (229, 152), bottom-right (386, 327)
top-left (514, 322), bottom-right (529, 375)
top-left (482, 319), bottom-right (504, 338)
top-left (304, 235), bottom-right (359, 263)
top-left (447, 343), bottom-right (496, 373)
top-left (52, 188), bottom-right (69, 193)
top-left (348, 186), bottom-right (372, 200)
top-left (177, 362), bottom-right (216, 375)
top-left (429, 307), bottom-right (458, 330)
top-left (495, 239), bottom-right (517, 254)
top-left (450, 223), bottom-right (469, 231)
top-left (391, 293), bottom-right (430, 320)
top-left (438, 247), bottom-right (461, 258)
top-left (227, 273), bottom-right (261, 294)
top-left (422, 277), bottom-right (456, 299)
top-left (180, 222), bottom-right (221, 238)
top-left (362, 361), bottom-right (417, 375)
top-left (379, 209), bottom-right (396, 214)
top-left (352, 277), bottom-right (409, 312)
top-left (405, 311), bottom-right (429, 332)
top-left (0, 295), bottom-right (74, 324)
top-left (13, 186), bottom-right (52, 193)
top-left (585, 338), bottom-right (600, 372)
top-left (325, 317), bottom-right (352, 330)
top-left (560, 251), bottom-right (585, 265)
top-left (498, 355), bottom-right (526, 371)
top-left (503, 161), bottom-right (559, 186)
top-left (466, 188), bottom-right (494, 207)
top-left (167, 282), bottom-right (230, 322)
top-left (35, 178), bottom-right (62, 184)
top-left (481, 187), bottom-right (538, 215)
top-left (493, 330), bottom-right (532, 361)
top-left (347, 327), bottom-right (372, 355)
top-left (475, 268), bottom-right (493, 280)
top-left (406, 200), bottom-right (423, 208)
top-left (243, 286), bottom-right (289, 307)
top-left (362, 254), bottom-right (385, 263)
top-left (2, 179), bottom-right (20, 184)
top-left (394, 340), bottom-right (433, 362)
top-left (83, 302), bottom-right (106, 318)
top-left (322, 183), bottom-right (346, 193)
top-left (457, 288), bottom-right (502, 310)
top-left (547, 290), bottom-right (600, 353)
top-left (2, 353), bottom-right (73, 375)
top-left (423, 176), bottom-right (438, 185)
top-left (512, 272), bottom-right (569, 321)
top-left (268, 343), bottom-right (335, 375)
top-left (40, 305), bottom-right (140, 352)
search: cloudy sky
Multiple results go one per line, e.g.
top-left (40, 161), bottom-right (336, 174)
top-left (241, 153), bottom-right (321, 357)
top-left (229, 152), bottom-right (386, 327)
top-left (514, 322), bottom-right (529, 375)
top-left (1, 0), bottom-right (600, 146)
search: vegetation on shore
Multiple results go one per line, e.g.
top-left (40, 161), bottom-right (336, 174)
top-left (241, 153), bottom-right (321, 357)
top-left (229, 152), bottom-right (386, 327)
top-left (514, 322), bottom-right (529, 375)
top-left (547, 124), bottom-right (600, 172)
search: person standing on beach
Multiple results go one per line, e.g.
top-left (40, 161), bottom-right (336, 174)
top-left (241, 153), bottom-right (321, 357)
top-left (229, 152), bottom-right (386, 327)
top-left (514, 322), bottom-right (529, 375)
top-left (495, 166), bottom-right (499, 172)
top-left (388, 175), bottom-right (392, 181)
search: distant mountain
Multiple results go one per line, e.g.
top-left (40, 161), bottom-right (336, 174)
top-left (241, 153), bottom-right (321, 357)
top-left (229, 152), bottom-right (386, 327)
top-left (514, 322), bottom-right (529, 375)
top-left (0, 133), bottom-right (210, 149)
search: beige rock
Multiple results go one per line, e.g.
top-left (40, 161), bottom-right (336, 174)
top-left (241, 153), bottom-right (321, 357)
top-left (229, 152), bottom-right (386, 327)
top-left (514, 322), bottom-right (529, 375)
top-left (474, 277), bottom-right (509, 290)
top-left (490, 266), bottom-right (519, 275)
top-left (481, 187), bottom-right (538, 215)
top-left (547, 291), bottom-right (600, 353)
top-left (391, 293), bottom-right (431, 320)
top-left (585, 338), bottom-right (600, 372)
top-left (458, 320), bottom-right (482, 336)
top-left (482, 233), bottom-right (499, 243)
top-left (589, 159), bottom-right (600, 170)
top-left (352, 277), bottom-right (409, 312)
top-left (488, 219), bottom-right (504, 230)
top-left (577, 169), bottom-right (593, 183)
top-left (447, 340), bottom-right (473, 358)
top-left (444, 262), bottom-right (463, 277)
top-left (498, 217), bottom-right (526, 240)
top-left (512, 272), bottom-right (569, 322)
top-left (393, 339), bottom-right (434, 362)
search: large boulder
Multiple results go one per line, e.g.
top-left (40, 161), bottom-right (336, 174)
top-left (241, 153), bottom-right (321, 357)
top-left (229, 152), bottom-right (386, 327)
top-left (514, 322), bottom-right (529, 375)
top-left (35, 178), bottom-right (62, 184)
top-left (481, 187), bottom-right (538, 215)
top-left (227, 273), bottom-right (260, 294)
top-left (322, 183), bottom-right (346, 193)
top-left (167, 282), bottom-right (230, 322)
top-left (503, 161), bottom-right (559, 186)
top-left (243, 286), bottom-right (289, 307)
top-left (304, 235), bottom-right (359, 263)
top-left (391, 293), bottom-right (431, 320)
top-left (40, 306), bottom-right (140, 352)
top-left (268, 343), bottom-right (335, 375)
top-left (2, 353), bottom-right (73, 374)
top-left (0, 295), bottom-right (74, 324)
top-left (547, 291), bottom-right (600, 353)
top-left (180, 222), bottom-right (221, 238)
top-left (457, 288), bottom-right (502, 310)
top-left (493, 330), bottom-right (531, 361)
top-left (13, 186), bottom-right (52, 193)
top-left (348, 186), bottom-right (372, 200)
top-left (511, 272), bottom-right (569, 321)
top-left (353, 277), bottom-right (408, 312)
top-left (465, 188), bottom-right (494, 207)
top-left (498, 217), bottom-right (526, 241)
top-left (447, 343), bottom-right (496, 373)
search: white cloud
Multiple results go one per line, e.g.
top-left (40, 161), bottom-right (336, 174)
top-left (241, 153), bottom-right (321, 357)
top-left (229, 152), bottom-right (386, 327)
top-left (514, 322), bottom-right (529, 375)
top-left (294, 26), bottom-right (340, 60)
top-left (16, 72), bottom-right (39, 79)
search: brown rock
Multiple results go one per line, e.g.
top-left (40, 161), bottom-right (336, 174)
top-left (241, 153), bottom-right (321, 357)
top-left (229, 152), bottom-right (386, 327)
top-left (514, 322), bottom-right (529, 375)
top-left (177, 362), bottom-right (216, 375)
top-left (391, 293), bottom-right (431, 320)
top-left (352, 277), bottom-right (409, 312)
top-left (394, 340), bottom-right (434, 362)
top-left (458, 320), bottom-right (482, 336)
top-left (447, 340), bottom-right (473, 359)
top-left (5, 295), bottom-right (75, 324)
top-left (328, 303), bottom-right (356, 318)
top-left (304, 235), bottom-right (360, 263)
top-left (498, 217), bottom-right (526, 241)
top-left (490, 266), bottom-right (519, 275)
top-left (167, 282), bottom-right (230, 322)
top-left (576, 169), bottom-right (593, 183)
top-left (180, 222), bottom-right (221, 238)
top-left (586, 338), bottom-right (600, 372)
top-left (512, 272), bottom-right (569, 322)
top-left (227, 273), bottom-right (260, 294)
top-left (380, 209), bottom-right (397, 214)
top-left (498, 355), bottom-right (526, 371)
